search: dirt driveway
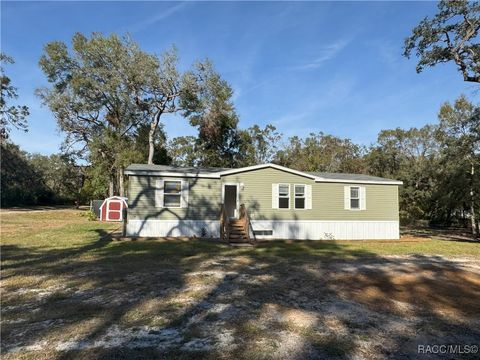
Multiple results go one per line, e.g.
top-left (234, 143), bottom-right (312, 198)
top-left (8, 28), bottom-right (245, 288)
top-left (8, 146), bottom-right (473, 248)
top-left (2, 247), bottom-right (480, 359)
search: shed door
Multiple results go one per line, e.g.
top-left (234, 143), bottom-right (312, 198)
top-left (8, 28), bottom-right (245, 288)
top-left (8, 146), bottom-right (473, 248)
top-left (107, 200), bottom-right (123, 221)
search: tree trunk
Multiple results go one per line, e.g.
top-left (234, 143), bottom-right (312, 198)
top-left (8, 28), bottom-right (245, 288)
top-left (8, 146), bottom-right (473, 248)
top-left (118, 167), bottom-right (125, 197)
top-left (148, 112), bottom-right (161, 165)
top-left (470, 162), bottom-right (477, 238)
top-left (108, 178), bottom-right (114, 197)
top-left (76, 171), bottom-right (86, 209)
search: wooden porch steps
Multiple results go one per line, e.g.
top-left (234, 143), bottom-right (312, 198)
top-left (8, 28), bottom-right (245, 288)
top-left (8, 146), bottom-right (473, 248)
top-left (220, 204), bottom-right (256, 245)
top-left (228, 220), bottom-right (249, 243)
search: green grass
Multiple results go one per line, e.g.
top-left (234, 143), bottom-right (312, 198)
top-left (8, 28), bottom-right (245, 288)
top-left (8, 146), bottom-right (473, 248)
top-left (2, 209), bottom-right (479, 260)
top-left (1, 209), bottom-right (118, 248)
top-left (248, 238), bottom-right (480, 260)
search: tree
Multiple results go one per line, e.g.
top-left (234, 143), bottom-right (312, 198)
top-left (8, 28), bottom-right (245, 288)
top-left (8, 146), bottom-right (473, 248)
top-left (37, 33), bottom-right (150, 195)
top-left (0, 142), bottom-right (51, 206)
top-left (367, 126), bottom-right (440, 224)
top-left (238, 124), bottom-right (282, 166)
top-left (436, 95), bottom-right (480, 236)
top-left (87, 129), bottom-right (144, 197)
top-left (123, 49), bottom-right (238, 166)
top-left (168, 136), bottom-right (201, 167)
top-left (1, 140), bottom-right (95, 207)
top-left (125, 47), bottom-right (182, 165)
top-left (180, 60), bottom-right (241, 167)
top-left (169, 123), bottom-right (280, 168)
top-left (29, 152), bottom-right (87, 206)
top-left (134, 123), bottom-right (171, 166)
top-left (404, 0), bottom-right (480, 83)
top-left (275, 132), bottom-right (365, 173)
top-left (1, 54), bottom-right (29, 140)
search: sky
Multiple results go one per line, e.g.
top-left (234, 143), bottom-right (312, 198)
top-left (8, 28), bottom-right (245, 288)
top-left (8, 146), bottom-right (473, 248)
top-left (1, 0), bottom-right (477, 155)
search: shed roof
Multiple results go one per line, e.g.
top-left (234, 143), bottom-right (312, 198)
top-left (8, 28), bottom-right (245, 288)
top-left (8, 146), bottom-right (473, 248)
top-left (99, 196), bottom-right (128, 209)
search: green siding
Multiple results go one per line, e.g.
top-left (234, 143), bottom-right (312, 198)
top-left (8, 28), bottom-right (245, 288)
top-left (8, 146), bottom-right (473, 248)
top-left (127, 175), bottom-right (221, 220)
top-left (222, 168), bottom-right (399, 221)
top-left (127, 167), bottom-right (399, 221)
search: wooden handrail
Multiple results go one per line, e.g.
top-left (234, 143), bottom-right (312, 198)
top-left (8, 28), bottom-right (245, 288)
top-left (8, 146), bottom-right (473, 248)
top-left (247, 211), bottom-right (256, 243)
top-left (239, 204), bottom-right (255, 244)
top-left (220, 204), bottom-right (230, 242)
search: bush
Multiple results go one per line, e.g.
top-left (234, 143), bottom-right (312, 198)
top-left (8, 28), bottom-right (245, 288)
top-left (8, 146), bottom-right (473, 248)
top-left (82, 209), bottom-right (97, 221)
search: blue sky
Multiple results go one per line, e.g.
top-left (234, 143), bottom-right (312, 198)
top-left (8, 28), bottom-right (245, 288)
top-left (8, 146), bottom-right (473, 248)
top-left (1, 1), bottom-right (476, 155)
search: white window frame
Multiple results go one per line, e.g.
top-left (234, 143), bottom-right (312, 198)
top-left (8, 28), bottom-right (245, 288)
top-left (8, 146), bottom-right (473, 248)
top-left (278, 183), bottom-right (290, 209)
top-left (350, 186), bottom-right (361, 210)
top-left (294, 184), bottom-right (306, 210)
top-left (163, 180), bottom-right (183, 208)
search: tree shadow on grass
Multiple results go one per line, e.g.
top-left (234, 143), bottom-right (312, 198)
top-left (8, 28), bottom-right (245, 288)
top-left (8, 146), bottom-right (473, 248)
top-left (1, 228), bottom-right (114, 274)
top-left (402, 227), bottom-right (479, 243)
top-left (1, 232), bottom-right (480, 359)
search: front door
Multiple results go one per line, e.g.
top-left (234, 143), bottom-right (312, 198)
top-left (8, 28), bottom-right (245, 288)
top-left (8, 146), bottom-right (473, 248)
top-left (223, 185), bottom-right (238, 219)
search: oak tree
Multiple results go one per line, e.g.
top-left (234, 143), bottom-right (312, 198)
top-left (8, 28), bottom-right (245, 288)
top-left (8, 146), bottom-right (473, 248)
top-left (1, 54), bottom-right (29, 140)
top-left (404, 0), bottom-right (480, 83)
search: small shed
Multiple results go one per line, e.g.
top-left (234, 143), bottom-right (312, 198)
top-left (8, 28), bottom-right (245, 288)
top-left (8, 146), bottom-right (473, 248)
top-left (100, 196), bottom-right (128, 222)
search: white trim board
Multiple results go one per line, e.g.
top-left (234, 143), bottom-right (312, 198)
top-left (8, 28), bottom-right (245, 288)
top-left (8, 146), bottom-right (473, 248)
top-left (219, 163), bottom-right (318, 180)
top-left (124, 170), bottom-right (220, 179)
top-left (315, 178), bottom-right (403, 185)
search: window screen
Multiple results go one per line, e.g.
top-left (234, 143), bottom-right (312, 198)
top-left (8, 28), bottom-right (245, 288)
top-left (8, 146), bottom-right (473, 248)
top-left (164, 181), bottom-right (182, 207)
top-left (350, 187), bottom-right (360, 209)
top-left (294, 185), bottom-right (305, 209)
top-left (278, 184), bottom-right (289, 209)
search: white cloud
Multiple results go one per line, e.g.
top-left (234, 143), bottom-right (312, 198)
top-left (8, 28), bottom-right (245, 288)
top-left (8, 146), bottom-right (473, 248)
top-left (127, 2), bottom-right (190, 33)
top-left (367, 39), bottom-right (400, 67)
top-left (294, 38), bottom-right (351, 70)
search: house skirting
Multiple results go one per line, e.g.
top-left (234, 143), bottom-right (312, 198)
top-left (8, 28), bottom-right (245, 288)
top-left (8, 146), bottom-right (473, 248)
top-left (126, 219), bottom-right (399, 240)
top-left (250, 220), bottom-right (400, 240)
top-left (126, 219), bottom-right (220, 238)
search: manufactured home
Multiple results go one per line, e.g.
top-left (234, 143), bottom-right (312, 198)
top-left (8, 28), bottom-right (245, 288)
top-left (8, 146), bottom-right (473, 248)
top-left (124, 163), bottom-right (402, 241)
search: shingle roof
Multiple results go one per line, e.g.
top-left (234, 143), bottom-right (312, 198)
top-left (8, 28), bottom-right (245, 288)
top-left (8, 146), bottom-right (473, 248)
top-left (125, 163), bottom-right (402, 184)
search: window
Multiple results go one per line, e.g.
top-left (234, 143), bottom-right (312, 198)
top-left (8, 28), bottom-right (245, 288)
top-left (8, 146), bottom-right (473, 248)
top-left (164, 180), bottom-right (182, 207)
top-left (278, 184), bottom-right (290, 209)
top-left (294, 185), bottom-right (306, 209)
top-left (350, 187), bottom-right (360, 209)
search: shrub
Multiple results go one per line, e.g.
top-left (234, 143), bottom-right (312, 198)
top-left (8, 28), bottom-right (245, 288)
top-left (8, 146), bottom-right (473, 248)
top-left (83, 209), bottom-right (97, 221)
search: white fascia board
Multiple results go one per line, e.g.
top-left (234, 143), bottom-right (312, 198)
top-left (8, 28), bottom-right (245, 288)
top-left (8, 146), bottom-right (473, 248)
top-left (315, 178), bottom-right (403, 185)
top-left (124, 170), bottom-right (220, 178)
top-left (218, 163), bottom-right (318, 180)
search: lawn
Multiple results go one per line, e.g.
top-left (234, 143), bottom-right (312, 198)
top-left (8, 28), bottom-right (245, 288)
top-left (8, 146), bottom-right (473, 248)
top-left (1, 209), bottom-right (480, 359)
